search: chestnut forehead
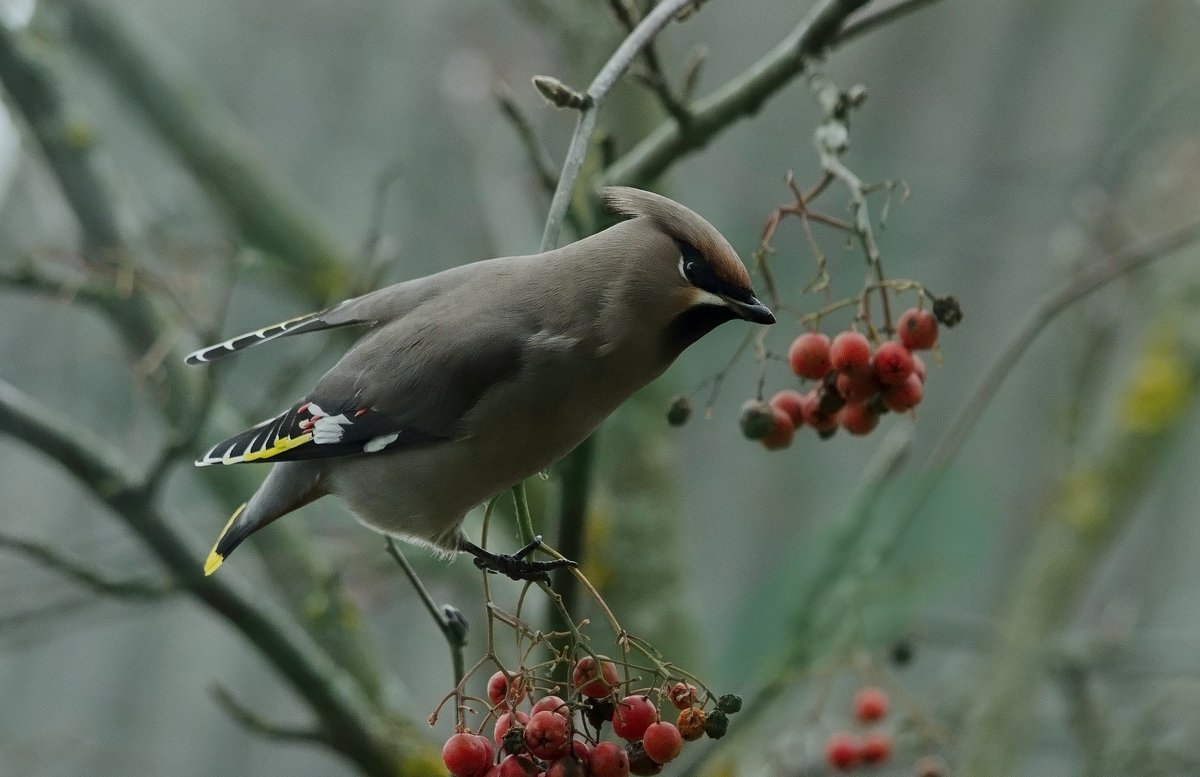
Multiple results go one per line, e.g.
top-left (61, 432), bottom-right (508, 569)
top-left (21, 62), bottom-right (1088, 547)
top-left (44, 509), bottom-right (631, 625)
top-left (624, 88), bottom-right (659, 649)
top-left (693, 238), bottom-right (751, 289)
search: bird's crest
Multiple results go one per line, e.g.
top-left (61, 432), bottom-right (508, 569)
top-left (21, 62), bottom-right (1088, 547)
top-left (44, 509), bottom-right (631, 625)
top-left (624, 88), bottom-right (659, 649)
top-left (602, 186), bottom-right (751, 290)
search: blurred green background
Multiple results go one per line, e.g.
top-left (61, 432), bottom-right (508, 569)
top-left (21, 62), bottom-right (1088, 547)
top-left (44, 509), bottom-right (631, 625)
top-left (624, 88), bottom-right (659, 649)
top-left (2, 0), bottom-right (1200, 775)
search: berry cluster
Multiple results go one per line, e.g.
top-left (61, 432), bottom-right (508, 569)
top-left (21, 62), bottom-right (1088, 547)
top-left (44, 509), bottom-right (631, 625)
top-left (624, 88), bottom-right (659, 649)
top-left (741, 307), bottom-right (945, 449)
top-left (823, 686), bottom-right (893, 771)
top-left (442, 660), bottom-right (743, 777)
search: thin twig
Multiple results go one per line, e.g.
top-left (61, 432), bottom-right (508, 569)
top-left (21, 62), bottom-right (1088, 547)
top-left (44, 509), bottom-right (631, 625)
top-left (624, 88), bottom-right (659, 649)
top-left (603, 0), bottom-right (945, 187)
top-left (0, 531), bottom-right (174, 599)
top-left (211, 685), bottom-right (329, 745)
top-left (540, 0), bottom-right (699, 251)
top-left (870, 217), bottom-right (1200, 572)
top-left (386, 538), bottom-right (467, 685)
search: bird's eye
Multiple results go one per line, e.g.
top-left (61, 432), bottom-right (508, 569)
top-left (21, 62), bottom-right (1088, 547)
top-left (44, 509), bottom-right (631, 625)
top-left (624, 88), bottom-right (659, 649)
top-left (685, 261), bottom-right (697, 274)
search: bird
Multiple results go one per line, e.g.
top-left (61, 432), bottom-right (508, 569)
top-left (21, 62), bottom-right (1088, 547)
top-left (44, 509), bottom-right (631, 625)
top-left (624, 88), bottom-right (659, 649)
top-left (189, 186), bottom-right (774, 581)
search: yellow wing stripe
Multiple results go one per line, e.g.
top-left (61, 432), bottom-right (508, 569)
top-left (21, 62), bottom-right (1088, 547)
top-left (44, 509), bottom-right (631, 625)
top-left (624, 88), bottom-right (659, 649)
top-left (231, 432), bottom-right (314, 464)
top-left (204, 503), bottom-right (246, 576)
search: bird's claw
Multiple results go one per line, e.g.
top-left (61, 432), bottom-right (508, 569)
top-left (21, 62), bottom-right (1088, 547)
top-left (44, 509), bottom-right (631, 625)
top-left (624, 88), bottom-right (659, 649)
top-left (471, 535), bottom-right (577, 584)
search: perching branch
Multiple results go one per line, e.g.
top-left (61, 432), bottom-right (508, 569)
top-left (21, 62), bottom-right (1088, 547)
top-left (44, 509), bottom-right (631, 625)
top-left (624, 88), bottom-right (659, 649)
top-left (603, 0), bottom-right (943, 188)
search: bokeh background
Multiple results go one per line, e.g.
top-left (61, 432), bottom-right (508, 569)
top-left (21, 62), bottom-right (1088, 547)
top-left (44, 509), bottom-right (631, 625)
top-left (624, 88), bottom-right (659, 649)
top-left (2, 0), bottom-right (1200, 775)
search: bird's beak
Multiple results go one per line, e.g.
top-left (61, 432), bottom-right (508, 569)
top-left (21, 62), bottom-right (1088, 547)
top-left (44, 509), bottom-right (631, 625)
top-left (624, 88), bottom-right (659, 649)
top-left (724, 293), bottom-right (775, 325)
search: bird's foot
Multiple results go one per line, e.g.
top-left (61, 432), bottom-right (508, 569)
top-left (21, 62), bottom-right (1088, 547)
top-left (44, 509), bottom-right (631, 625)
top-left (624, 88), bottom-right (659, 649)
top-left (464, 536), bottom-right (576, 584)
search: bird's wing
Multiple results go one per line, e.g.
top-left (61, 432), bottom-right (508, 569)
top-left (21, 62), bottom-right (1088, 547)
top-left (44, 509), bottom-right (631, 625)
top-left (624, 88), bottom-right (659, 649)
top-left (184, 261), bottom-right (493, 365)
top-left (194, 398), bottom-right (446, 465)
top-left (195, 305), bottom-right (532, 466)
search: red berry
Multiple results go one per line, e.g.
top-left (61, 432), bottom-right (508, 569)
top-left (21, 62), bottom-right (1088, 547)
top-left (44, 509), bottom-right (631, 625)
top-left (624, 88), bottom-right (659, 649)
top-left (830, 331), bottom-right (871, 372)
top-left (494, 711), bottom-right (530, 746)
top-left (759, 407), bottom-right (795, 451)
top-left (898, 308), bottom-right (938, 350)
top-left (667, 682), bottom-right (698, 711)
top-left (836, 369), bottom-right (881, 404)
top-left (572, 656), bottom-right (619, 698)
top-left (444, 732), bottom-right (495, 777)
top-left (531, 695), bottom-right (569, 718)
top-left (839, 403), bottom-right (879, 436)
top-left (589, 741), bottom-right (631, 777)
top-left (911, 352), bottom-right (927, 383)
top-left (546, 753), bottom-right (587, 777)
top-left (872, 341), bottom-right (915, 386)
top-left (788, 332), bottom-right (833, 379)
top-left (641, 722), bottom-right (683, 764)
top-left (858, 731), bottom-right (892, 764)
top-left (488, 671), bottom-right (527, 707)
top-left (824, 731), bottom-right (859, 771)
top-left (611, 695), bottom-right (658, 741)
top-left (853, 686), bottom-right (890, 722)
top-left (769, 389), bottom-right (806, 427)
top-left (882, 373), bottom-right (923, 412)
top-left (497, 755), bottom-right (538, 777)
top-left (524, 710), bottom-right (571, 760)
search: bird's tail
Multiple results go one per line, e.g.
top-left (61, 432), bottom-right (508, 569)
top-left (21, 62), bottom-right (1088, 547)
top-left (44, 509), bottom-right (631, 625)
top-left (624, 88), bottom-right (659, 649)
top-left (205, 503), bottom-right (252, 575)
top-left (203, 462), bottom-right (324, 575)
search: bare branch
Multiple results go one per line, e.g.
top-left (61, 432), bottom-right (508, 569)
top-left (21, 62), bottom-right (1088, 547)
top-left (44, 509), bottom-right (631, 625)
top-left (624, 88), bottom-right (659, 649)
top-left (603, 0), bottom-right (945, 188)
top-left (540, 0), bottom-right (700, 251)
top-left (0, 531), bottom-right (174, 600)
top-left (386, 538), bottom-right (468, 685)
top-left (211, 685), bottom-right (328, 746)
top-left (46, 0), bottom-right (349, 303)
top-left (0, 378), bottom-right (424, 775)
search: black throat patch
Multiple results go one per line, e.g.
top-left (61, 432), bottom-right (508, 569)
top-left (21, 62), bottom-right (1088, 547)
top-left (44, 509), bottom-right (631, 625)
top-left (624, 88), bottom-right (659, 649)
top-left (662, 303), bottom-right (737, 359)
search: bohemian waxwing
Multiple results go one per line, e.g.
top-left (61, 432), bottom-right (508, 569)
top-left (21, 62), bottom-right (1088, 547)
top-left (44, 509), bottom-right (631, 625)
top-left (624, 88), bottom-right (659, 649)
top-left (190, 187), bottom-right (773, 580)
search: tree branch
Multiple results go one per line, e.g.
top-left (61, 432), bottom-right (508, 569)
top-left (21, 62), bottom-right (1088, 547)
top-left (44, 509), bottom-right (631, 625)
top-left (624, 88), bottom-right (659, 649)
top-left (540, 0), bottom-right (701, 251)
top-left (602, 0), bottom-right (943, 188)
top-left (211, 685), bottom-right (329, 747)
top-left (0, 378), bottom-right (428, 776)
top-left (0, 21), bottom-right (386, 704)
top-left (0, 530), bottom-right (174, 600)
top-left (45, 0), bottom-right (349, 303)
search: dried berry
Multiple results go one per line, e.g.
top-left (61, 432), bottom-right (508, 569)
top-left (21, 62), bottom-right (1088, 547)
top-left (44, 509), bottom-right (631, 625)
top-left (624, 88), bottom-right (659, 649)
top-left (703, 709), bottom-right (729, 739)
top-left (932, 295), bottom-right (962, 327)
top-left (666, 395), bottom-right (691, 427)
top-left (739, 399), bottom-right (776, 440)
top-left (676, 708), bottom-right (706, 741)
top-left (715, 694), bottom-right (743, 714)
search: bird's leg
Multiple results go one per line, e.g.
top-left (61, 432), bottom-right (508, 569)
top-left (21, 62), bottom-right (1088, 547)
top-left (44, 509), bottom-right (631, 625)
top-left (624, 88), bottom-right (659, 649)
top-left (460, 535), bottom-right (576, 585)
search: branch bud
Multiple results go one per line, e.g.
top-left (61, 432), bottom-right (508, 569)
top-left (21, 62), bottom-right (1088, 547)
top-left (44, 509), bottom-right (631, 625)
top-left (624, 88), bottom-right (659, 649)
top-left (531, 75), bottom-right (592, 110)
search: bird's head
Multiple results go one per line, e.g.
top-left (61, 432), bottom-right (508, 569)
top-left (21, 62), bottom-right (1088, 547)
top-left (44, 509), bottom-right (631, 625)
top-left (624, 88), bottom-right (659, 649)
top-left (602, 186), bottom-right (774, 354)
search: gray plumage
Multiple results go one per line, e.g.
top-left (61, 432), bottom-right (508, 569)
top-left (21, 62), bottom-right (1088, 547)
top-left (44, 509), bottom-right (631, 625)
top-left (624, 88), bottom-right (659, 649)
top-left (193, 187), bottom-right (773, 575)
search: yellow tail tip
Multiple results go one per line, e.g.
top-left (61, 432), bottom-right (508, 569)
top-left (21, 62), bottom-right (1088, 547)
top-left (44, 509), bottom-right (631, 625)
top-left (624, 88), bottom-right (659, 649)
top-left (203, 502), bottom-right (246, 577)
top-left (204, 551), bottom-right (224, 576)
